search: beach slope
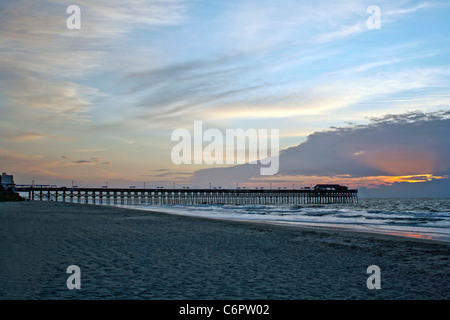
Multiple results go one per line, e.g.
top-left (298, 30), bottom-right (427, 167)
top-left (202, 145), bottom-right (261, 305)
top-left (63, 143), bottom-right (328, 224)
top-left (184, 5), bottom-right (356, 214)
top-left (0, 201), bottom-right (448, 299)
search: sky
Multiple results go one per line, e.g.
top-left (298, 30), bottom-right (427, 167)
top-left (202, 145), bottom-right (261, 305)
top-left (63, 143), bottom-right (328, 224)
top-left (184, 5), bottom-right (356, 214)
top-left (0, 0), bottom-right (449, 196)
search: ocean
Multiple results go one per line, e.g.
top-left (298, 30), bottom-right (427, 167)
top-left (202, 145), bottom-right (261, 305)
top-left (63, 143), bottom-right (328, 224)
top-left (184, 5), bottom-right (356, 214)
top-left (117, 198), bottom-right (450, 243)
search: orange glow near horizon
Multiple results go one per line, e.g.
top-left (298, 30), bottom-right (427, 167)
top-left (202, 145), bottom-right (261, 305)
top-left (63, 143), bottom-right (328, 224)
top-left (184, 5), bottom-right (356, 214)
top-left (247, 173), bottom-right (447, 189)
top-left (353, 148), bottom-right (439, 177)
top-left (361, 173), bottom-right (447, 187)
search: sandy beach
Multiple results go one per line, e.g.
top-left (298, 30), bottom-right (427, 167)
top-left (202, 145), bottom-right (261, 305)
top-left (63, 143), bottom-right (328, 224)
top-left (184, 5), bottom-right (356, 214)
top-left (0, 201), bottom-right (449, 300)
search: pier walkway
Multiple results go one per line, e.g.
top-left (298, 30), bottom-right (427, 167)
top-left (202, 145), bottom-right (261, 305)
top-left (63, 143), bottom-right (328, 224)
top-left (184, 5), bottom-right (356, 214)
top-left (15, 187), bottom-right (358, 205)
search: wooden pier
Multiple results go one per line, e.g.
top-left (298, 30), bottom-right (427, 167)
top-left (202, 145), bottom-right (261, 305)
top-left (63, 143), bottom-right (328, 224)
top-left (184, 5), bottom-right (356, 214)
top-left (15, 187), bottom-right (358, 205)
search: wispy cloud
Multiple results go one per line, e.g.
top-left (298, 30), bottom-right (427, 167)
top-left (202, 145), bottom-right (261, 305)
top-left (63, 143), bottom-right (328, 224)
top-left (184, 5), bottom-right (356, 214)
top-left (74, 160), bottom-right (93, 164)
top-left (3, 131), bottom-right (48, 142)
top-left (72, 148), bottom-right (108, 153)
top-left (384, 1), bottom-right (432, 17)
top-left (0, 0), bottom-right (189, 133)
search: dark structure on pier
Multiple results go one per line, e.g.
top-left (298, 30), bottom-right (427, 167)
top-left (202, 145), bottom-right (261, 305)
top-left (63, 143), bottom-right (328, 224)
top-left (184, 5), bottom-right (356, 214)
top-left (314, 184), bottom-right (348, 191)
top-left (16, 185), bottom-right (358, 205)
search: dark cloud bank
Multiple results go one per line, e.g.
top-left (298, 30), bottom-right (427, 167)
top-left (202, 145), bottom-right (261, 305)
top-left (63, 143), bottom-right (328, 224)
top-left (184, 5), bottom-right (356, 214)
top-left (191, 110), bottom-right (450, 198)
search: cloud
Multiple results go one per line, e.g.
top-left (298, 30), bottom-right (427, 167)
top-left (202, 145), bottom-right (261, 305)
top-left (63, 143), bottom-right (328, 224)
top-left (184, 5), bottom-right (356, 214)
top-left (74, 158), bottom-right (112, 165)
top-left (277, 110), bottom-right (450, 177)
top-left (223, 0), bottom-right (367, 49)
top-left (1, 75), bottom-right (97, 123)
top-left (120, 55), bottom-right (265, 126)
top-left (223, 0), bottom-right (432, 49)
top-left (3, 131), bottom-right (48, 142)
top-left (0, 0), bottom-right (189, 136)
top-left (2, 130), bottom-right (73, 142)
top-left (190, 110), bottom-right (450, 185)
top-left (72, 148), bottom-right (107, 152)
top-left (152, 169), bottom-right (170, 172)
top-left (0, 148), bottom-right (69, 181)
top-left (2, 0), bottom-right (445, 136)
top-left (384, 2), bottom-right (432, 17)
top-left (0, 0), bottom-right (187, 43)
top-left (118, 30), bottom-right (450, 131)
top-left (0, 0), bottom-right (188, 78)
top-left (74, 160), bottom-right (92, 164)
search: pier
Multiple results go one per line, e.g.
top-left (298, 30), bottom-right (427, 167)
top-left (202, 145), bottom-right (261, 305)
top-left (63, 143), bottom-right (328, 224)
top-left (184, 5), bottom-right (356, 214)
top-left (15, 187), bottom-right (358, 205)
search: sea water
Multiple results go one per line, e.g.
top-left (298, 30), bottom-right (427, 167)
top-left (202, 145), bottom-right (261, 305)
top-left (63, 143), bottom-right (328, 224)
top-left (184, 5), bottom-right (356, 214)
top-left (117, 198), bottom-right (450, 243)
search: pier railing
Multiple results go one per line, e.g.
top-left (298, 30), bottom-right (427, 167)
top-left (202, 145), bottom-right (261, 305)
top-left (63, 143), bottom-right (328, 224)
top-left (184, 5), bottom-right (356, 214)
top-left (15, 187), bottom-right (358, 205)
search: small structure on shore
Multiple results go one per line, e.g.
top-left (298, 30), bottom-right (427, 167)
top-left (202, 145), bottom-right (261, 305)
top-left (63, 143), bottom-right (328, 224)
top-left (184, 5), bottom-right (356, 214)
top-left (0, 172), bottom-right (24, 202)
top-left (1, 172), bottom-right (16, 191)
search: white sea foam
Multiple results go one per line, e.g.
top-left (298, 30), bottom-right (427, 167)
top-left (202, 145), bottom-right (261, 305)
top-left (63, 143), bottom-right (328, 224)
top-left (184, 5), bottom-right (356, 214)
top-left (115, 198), bottom-right (450, 242)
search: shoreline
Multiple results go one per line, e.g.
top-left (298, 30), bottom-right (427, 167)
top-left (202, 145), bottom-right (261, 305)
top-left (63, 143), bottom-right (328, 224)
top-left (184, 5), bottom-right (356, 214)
top-left (1, 201), bottom-right (449, 299)
top-left (113, 202), bottom-right (450, 245)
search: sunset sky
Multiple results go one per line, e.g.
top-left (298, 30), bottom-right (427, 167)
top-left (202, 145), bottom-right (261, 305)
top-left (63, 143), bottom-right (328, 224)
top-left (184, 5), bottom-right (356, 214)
top-left (1, 0), bottom-right (449, 195)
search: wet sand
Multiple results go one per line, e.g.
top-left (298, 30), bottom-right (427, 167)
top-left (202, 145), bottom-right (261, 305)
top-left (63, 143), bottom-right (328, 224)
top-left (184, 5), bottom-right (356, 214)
top-left (0, 201), bottom-right (449, 299)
